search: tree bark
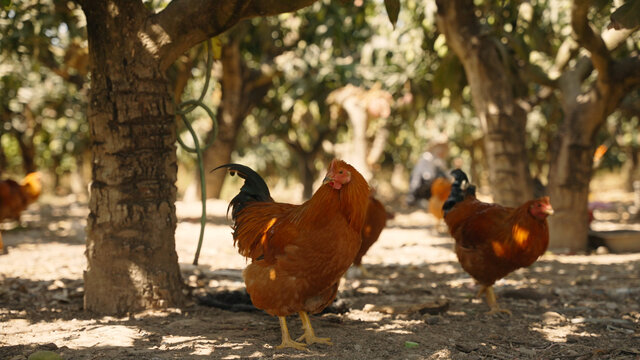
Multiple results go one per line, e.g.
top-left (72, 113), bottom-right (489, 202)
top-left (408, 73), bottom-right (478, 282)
top-left (149, 0), bottom-right (319, 71)
top-left (82, 2), bottom-right (185, 313)
top-left (547, 109), bottom-right (598, 252)
top-left (436, 0), bottom-right (532, 206)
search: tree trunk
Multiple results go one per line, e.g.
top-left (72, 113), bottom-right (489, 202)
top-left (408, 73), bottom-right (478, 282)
top-left (547, 82), bottom-right (622, 251)
top-left (13, 106), bottom-right (39, 174)
top-left (15, 132), bottom-right (36, 174)
top-left (547, 112), bottom-right (596, 252)
top-left (298, 151), bottom-right (317, 200)
top-left (82, 2), bottom-right (184, 313)
top-left (436, 0), bottom-right (532, 206)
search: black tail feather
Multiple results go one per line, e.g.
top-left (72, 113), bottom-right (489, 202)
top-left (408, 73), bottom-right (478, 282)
top-left (211, 163), bottom-right (273, 220)
top-left (442, 169), bottom-right (471, 215)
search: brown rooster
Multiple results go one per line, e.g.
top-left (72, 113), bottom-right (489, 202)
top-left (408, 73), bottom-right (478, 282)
top-left (352, 195), bottom-right (393, 277)
top-left (0, 172), bottom-right (42, 253)
top-left (443, 169), bottom-right (553, 315)
top-left (215, 159), bottom-right (370, 350)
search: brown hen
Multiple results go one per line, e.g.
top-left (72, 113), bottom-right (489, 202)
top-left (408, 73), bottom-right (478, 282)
top-left (443, 169), bottom-right (553, 315)
top-left (215, 159), bottom-right (370, 350)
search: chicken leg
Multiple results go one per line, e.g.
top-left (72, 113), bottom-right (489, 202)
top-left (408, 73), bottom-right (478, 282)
top-left (296, 311), bottom-right (333, 346)
top-left (478, 285), bottom-right (512, 316)
top-left (358, 264), bottom-right (374, 278)
top-left (276, 316), bottom-right (308, 351)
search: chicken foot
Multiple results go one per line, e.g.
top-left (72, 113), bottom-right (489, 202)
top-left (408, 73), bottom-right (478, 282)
top-left (296, 311), bottom-right (333, 346)
top-left (478, 285), bottom-right (512, 316)
top-left (276, 316), bottom-right (308, 351)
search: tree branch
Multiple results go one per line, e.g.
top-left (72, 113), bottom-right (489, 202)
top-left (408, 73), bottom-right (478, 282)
top-left (435, 0), bottom-right (479, 59)
top-left (520, 62), bottom-right (557, 88)
top-left (312, 128), bottom-right (331, 154)
top-left (571, 0), bottom-right (612, 82)
top-left (614, 54), bottom-right (640, 96)
top-left (149, 0), bottom-right (319, 70)
top-left (549, 37), bottom-right (578, 79)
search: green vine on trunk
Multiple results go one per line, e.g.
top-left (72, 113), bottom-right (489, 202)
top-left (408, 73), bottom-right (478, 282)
top-left (175, 39), bottom-right (219, 266)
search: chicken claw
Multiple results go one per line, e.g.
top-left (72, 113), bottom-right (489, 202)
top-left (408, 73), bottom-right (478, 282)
top-left (276, 316), bottom-right (308, 351)
top-left (478, 285), bottom-right (512, 317)
top-left (486, 306), bottom-right (512, 317)
top-left (296, 311), bottom-right (333, 346)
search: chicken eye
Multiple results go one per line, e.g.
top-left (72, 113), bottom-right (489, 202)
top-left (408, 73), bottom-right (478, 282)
top-left (339, 170), bottom-right (343, 174)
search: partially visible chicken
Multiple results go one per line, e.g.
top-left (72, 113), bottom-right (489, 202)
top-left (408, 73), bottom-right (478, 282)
top-left (428, 177), bottom-right (452, 230)
top-left (0, 172), bottom-right (42, 254)
top-left (443, 169), bottom-right (553, 315)
top-left (215, 160), bottom-right (370, 350)
top-left (0, 172), bottom-right (41, 222)
top-left (352, 195), bottom-right (393, 277)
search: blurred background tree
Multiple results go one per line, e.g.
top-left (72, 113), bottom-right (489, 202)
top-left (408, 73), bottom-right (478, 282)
top-left (0, 0), bottom-right (89, 194)
top-left (435, 0), bottom-right (640, 251)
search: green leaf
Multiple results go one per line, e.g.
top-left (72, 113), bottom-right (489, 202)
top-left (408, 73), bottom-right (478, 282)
top-left (404, 341), bottom-right (419, 348)
top-left (1, 0), bottom-right (11, 9)
top-left (609, 0), bottom-right (640, 30)
top-left (384, 0), bottom-right (400, 28)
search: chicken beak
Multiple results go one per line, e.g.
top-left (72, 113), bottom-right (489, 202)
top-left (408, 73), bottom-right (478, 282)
top-left (544, 208), bottom-right (554, 215)
top-left (322, 175), bottom-right (332, 185)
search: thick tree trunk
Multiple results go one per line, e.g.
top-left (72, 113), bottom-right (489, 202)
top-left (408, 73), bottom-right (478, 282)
top-left (436, 0), bottom-right (532, 206)
top-left (547, 114), bottom-right (595, 252)
top-left (82, 2), bottom-right (184, 313)
top-left (547, 83), bottom-right (621, 251)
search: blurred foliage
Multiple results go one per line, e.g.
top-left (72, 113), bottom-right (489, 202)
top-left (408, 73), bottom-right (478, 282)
top-left (0, 0), bottom-right (88, 185)
top-left (225, 0), bottom-right (481, 185)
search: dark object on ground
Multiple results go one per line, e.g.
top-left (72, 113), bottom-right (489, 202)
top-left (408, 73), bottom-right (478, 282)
top-left (198, 289), bottom-right (351, 314)
top-left (197, 290), bottom-right (259, 312)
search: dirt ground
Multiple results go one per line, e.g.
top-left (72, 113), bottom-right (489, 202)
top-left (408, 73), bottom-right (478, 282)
top-left (1, 194), bottom-right (639, 360)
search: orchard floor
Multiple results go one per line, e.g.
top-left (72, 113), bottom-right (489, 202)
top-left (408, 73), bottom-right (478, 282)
top-left (1, 196), bottom-right (639, 360)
